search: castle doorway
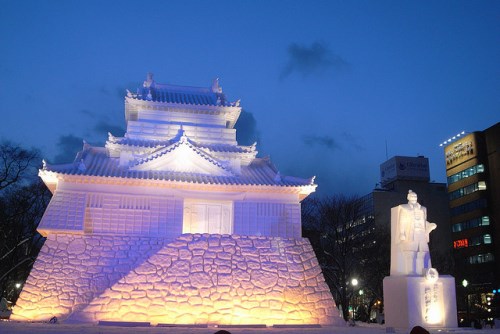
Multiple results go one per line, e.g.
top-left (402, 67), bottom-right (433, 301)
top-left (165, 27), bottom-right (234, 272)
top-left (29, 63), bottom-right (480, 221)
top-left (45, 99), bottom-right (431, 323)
top-left (183, 199), bottom-right (233, 234)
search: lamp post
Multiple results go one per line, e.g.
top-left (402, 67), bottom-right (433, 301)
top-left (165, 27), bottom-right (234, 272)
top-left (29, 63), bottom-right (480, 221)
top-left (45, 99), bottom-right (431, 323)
top-left (462, 279), bottom-right (470, 327)
top-left (351, 278), bottom-right (359, 322)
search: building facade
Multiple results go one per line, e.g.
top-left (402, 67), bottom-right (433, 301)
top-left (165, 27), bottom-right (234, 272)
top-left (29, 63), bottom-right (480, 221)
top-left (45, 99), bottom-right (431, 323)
top-left (444, 122), bottom-right (500, 321)
top-left (11, 74), bottom-right (343, 326)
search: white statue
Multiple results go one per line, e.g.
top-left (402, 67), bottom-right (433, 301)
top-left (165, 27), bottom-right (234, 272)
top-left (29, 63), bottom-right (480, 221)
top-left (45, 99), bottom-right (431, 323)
top-left (391, 190), bottom-right (437, 276)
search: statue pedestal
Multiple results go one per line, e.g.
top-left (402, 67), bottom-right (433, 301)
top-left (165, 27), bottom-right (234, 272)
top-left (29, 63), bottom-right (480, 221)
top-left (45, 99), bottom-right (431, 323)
top-left (383, 275), bottom-right (458, 330)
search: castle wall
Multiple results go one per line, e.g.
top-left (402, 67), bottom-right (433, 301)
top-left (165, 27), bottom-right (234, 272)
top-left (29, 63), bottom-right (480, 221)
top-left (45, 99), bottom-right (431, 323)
top-left (233, 201), bottom-right (301, 238)
top-left (39, 188), bottom-right (302, 239)
top-left (12, 233), bottom-right (343, 326)
top-left (126, 121), bottom-right (237, 145)
top-left (39, 190), bottom-right (184, 238)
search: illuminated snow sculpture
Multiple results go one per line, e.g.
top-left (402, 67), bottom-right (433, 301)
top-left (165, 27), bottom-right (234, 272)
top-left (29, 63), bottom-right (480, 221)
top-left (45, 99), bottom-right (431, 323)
top-left (383, 191), bottom-right (457, 330)
top-left (12, 74), bottom-right (343, 326)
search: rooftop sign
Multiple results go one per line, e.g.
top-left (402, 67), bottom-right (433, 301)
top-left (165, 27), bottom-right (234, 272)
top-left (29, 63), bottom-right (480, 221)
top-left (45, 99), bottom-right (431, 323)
top-left (380, 156), bottom-right (430, 187)
top-left (444, 133), bottom-right (476, 168)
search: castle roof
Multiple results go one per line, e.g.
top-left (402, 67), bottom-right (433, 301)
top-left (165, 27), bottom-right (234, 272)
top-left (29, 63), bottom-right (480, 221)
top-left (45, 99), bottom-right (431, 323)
top-left (127, 75), bottom-right (239, 108)
top-left (41, 145), bottom-right (315, 189)
top-left (107, 134), bottom-right (256, 154)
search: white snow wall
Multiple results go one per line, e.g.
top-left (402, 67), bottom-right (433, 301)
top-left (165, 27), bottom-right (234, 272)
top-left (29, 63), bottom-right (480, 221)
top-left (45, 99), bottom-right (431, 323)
top-left (39, 191), bottom-right (302, 239)
top-left (11, 233), bottom-right (343, 326)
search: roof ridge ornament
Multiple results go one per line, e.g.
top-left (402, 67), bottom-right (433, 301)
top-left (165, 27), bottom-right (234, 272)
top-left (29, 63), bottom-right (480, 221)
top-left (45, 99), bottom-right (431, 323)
top-left (83, 140), bottom-right (91, 152)
top-left (180, 132), bottom-right (188, 143)
top-left (177, 126), bottom-right (189, 144)
top-left (211, 78), bottom-right (222, 94)
top-left (143, 72), bottom-right (155, 89)
top-left (78, 159), bottom-right (86, 172)
top-left (274, 171), bottom-right (282, 183)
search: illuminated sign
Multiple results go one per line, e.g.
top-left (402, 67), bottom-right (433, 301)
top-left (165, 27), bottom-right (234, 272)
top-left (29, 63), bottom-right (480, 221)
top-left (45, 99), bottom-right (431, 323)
top-left (445, 134), bottom-right (476, 167)
top-left (453, 239), bottom-right (468, 249)
top-left (380, 156), bottom-right (430, 186)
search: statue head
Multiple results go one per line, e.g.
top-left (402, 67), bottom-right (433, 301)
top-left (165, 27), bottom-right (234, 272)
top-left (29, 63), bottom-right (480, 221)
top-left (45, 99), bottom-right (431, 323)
top-left (407, 190), bottom-right (418, 204)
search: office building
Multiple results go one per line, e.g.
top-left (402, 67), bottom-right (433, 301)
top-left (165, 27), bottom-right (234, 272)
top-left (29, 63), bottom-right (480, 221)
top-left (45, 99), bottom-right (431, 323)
top-left (443, 122), bottom-right (500, 320)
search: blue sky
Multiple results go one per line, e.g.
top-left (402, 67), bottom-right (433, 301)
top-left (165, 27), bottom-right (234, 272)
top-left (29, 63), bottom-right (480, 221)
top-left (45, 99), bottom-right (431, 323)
top-left (1, 0), bottom-right (498, 196)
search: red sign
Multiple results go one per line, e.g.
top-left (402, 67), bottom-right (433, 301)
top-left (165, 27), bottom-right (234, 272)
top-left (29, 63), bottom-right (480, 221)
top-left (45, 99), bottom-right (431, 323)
top-left (454, 239), bottom-right (468, 249)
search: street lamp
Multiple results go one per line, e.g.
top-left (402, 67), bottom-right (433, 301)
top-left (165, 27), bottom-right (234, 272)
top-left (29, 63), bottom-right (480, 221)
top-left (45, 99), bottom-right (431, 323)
top-left (462, 279), bottom-right (470, 327)
top-left (351, 278), bottom-right (359, 321)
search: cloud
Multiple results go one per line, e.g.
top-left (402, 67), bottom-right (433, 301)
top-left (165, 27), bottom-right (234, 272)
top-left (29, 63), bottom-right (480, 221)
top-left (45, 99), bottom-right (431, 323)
top-left (94, 120), bottom-right (126, 137)
top-left (99, 86), bottom-right (111, 96)
top-left (79, 109), bottom-right (96, 117)
top-left (302, 135), bottom-right (340, 151)
top-left (341, 132), bottom-right (365, 151)
top-left (235, 109), bottom-right (260, 146)
top-left (280, 41), bottom-right (348, 80)
top-left (302, 132), bottom-right (365, 152)
top-left (53, 134), bottom-right (84, 163)
top-left (78, 108), bottom-right (125, 137)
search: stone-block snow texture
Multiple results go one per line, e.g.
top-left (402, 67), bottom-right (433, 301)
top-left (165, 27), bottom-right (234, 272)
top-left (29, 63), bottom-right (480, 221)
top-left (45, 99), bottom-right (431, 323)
top-left (11, 233), bottom-right (343, 326)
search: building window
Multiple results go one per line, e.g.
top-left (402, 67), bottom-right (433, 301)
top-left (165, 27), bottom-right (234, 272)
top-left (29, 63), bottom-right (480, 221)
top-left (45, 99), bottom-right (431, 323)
top-left (469, 234), bottom-right (493, 247)
top-left (452, 216), bottom-right (490, 232)
top-left (450, 198), bottom-right (487, 217)
top-left (449, 181), bottom-right (487, 200)
top-left (453, 233), bottom-right (492, 249)
top-left (467, 253), bottom-right (494, 264)
top-left (447, 164), bottom-right (485, 185)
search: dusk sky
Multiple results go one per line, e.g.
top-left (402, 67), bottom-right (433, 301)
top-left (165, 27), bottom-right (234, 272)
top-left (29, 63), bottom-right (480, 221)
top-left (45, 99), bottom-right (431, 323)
top-left (1, 1), bottom-right (498, 196)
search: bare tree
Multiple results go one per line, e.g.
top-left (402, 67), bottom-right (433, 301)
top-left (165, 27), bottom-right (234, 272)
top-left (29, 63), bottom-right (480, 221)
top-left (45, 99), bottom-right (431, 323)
top-left (0, 142), bottom-right (50, 303)
top-left (302, 194), bottom-right (393, 322)
top-left (303, 195), bottom-right (370, 321)
top-left (357, 226), bottom-right (390, 320)
top-left (0, 142), bottom-right (39, 191)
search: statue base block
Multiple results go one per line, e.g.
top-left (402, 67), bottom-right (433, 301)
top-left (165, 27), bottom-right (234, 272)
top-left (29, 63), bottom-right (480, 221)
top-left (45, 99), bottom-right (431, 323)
top-left (383, 275), bottom-right (458, 330)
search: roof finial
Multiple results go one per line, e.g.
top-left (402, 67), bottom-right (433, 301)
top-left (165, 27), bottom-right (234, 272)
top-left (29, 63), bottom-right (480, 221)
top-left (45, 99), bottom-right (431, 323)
top-left (143, 72), bottom-right (155, 89)
top-left (274, 171), bottom-right (282, 183)
top-left (178, 126), bottom-right (188, 143)
top-left (78, 159), bottom-right (86, 172)
top-left (211, 78), bottom-right (222, 93)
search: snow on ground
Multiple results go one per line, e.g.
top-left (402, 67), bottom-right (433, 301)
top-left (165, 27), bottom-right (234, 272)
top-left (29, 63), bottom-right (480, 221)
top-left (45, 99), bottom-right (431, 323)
top-left (1, 321), bottom-right (500, 334)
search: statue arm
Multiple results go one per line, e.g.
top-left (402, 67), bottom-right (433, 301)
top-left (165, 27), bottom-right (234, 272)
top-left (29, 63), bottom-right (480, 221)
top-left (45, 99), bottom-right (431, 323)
top-left (425, 222), bottom-right (437, 242)
top-left (424, 207), bottom-right (436, 242)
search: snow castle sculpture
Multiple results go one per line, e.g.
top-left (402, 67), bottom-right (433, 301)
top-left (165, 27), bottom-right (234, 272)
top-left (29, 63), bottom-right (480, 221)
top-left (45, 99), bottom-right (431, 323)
top-left (12, 74), bottom-right (343, 326)
top-left (383, 190), bottom-right (457, 330)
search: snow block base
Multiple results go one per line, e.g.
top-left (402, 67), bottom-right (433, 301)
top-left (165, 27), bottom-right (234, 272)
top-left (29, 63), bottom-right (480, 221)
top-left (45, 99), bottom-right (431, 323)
top-left (12, 233), bottom-right (344, 326)
top-left (383, 275), bottom-right (458, 330)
